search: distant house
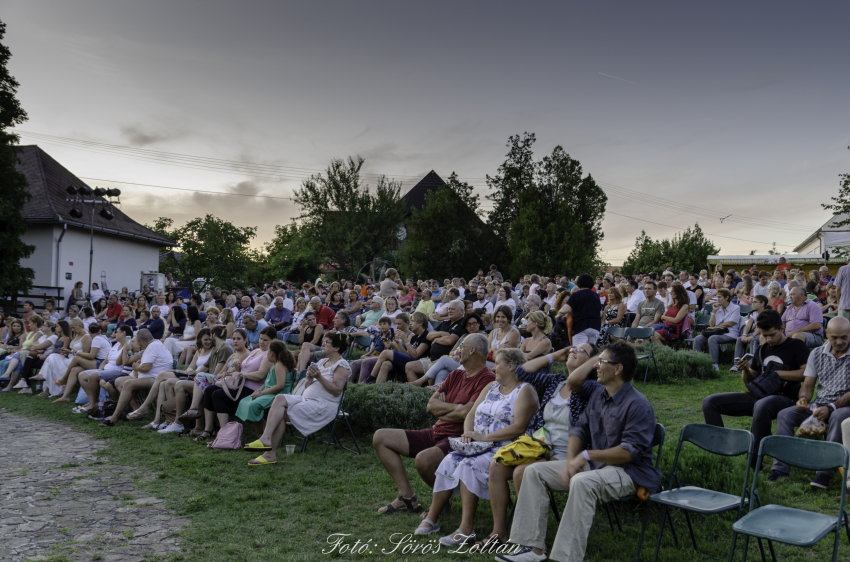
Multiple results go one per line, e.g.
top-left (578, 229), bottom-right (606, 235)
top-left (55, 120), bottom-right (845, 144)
top-left (401, 170), bottom-right (447, 216)
top-left (15, 145), bottom-right (175, 302)
top-left (793, 214), bottom-right (850, 255)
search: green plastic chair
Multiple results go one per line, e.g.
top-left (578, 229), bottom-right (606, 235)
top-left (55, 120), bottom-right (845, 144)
top-left (606, 326), bottom-right (629, 340)
top-left (730, 436), bottom-right (850, 562)
top-left (703, 303), bottom-right (713, 315)
top-left (626, 327), bottom-right (659, 386)
top-left (636, 423), bottom-right (755, 562)
top-left (429, 320), bottom-right (442, 330)
top-left (286, 333), bottom-right (301, 345)
top-left (739, 305), bottom-right (753, 316)
top-left (354, 335), bottom-right (371, 350)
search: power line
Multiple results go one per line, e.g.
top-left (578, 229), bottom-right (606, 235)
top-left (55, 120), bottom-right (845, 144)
top-left (77, 177), bottom-right (295, 201)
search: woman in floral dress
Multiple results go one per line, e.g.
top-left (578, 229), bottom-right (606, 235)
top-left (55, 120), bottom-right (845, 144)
top-left (413, 347), bottom-right (538, 546)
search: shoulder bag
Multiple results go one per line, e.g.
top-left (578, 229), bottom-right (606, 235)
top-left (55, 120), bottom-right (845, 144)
top-left (745, 346), bottom-right (785, 400)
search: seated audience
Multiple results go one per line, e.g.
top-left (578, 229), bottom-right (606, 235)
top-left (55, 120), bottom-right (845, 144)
top-left (38, 319), bottom-right (84, 397)
top-left (53, 322), bottom-right (111, 403)
top-left (822, 284), bottom-right (839, 318)
top-left (235, 340), bottom-right (296, 428)
top-left (414, 346), bottom-right (538, 545)
top-left (164, 305), bottom-right (201, 360)
top-left (76, 325), bottom-right (135, 412)
top-left (731, 294), bottom-right (769, 371)
top-left (702, 309), bottom-right (808, 469)
top-left (309, 296), bottom-right (335, 330)
top-left (557, 274), bottom-right (602, 345)
top-left (139, 308), bottom-right (165, 340)
top-left (631, 281), bottom-right (665, 330)
top-left (368, 312), bottom-right (431, 384)
top-left (488, 306), bottom-right (521, 355)
top-left (651, 284), bottom-right (691, 346)
top-left (499, 342), bottom-right (661, 562)
top-left (768, 316), bottom-right (850, 489)
top-left (767, 281), bottom-right (785, 315)
top-left (411, 313), bottom-right (483, 387)
top-left (265, 296), bottom-right (292, 331)
top-left (356, 296), bottom-right (385, 328)
top-left (373, 333), bottom-right (496, 515)
top-left (519, 311), bottom-right (553, 360)
top-left (495, 287), bottom-right (517, 315)
top-left (244, 332), bottom-right (351, 465)
top-left (597, 286), bottom-right (626, 347)
top-left (693, 288), bottom-right (741, 371)
top-left (234, 295), bottom-right (254, 328)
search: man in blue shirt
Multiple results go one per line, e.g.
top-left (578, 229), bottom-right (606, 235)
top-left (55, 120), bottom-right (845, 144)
top-left (499, 342), bottom-right (661, 562)
top-left (139, 308), bottom-right (165, 340)
top-left (242, 315), bottom-right (262, 347)
top-left (265, 297), bottom-right (292, 330)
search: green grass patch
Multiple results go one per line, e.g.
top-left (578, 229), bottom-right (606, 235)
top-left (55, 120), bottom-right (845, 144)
top-left (2, 359), bottom-right (848, 561)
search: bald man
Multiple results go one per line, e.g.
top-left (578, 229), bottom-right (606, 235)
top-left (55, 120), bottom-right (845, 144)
top-left (769, 316), bottom-right (850, 490)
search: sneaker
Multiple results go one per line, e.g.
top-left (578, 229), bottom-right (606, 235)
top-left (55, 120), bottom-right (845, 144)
top-left (712, 363), bottom-right (720, 371)
top-left (495, 546), bottom-right (548, 562)
top-left (157, 422), bottom-right (184, 434)
top-left (438, 530), bottom-right (475, 547)
top-left (156, 421), bottom-right (169, 430)
top-left (12, 380), bottom-right (28, 389)
top-left (811, 473), bottom-right (831, 490)
top-left (767, 471), bottom-right (788, 483)
top-left (729, 365), bottom-right (740, 372)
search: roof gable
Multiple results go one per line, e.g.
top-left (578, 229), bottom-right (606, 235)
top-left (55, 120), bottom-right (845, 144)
top-left (14, 145), bottom-right (175, 246)
top-left (401, 170), bottom-right (446, 213)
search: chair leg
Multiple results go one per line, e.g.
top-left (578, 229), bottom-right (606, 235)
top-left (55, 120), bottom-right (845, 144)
top-left (727, 532), bottom-right (738, 562)
top-left (322, 417), bottom-right (339, 459)
top-left (683, 510), bottom-right (699, 552)
top-left (612, 502), bottom-right (623, 532)
top-left (604, 503), bottom-right (615, 532)
top-left (844, 511), bottom-right (850, 544)
top-left (634, 502), bottom-right (652, 562)
top-left (548, 488), bottom-right (561, 523)
top-left (767, 539), bottom-right (777, 562)
top-left (643, 356), bottom-right (650, 387)
top-left (343, 415), bottom-right (361, 454)
top-left (665, 507), bottom-right (679, 547)
top-left (831, 526), bottom-right (841, 562)
top-left (756, 538), bottom-right (767, 562)
top-left (652, 506), bottom-right (669, 562)
top-left (653, 354), bottom-right (660, 384)
top-left (741, 535), bottom-right (750, 562)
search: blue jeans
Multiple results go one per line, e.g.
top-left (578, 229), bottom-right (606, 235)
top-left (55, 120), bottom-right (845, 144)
top-left (771, 405), bottom-right (850, 479)
top-left (427, 356), bottom-right (461, 385)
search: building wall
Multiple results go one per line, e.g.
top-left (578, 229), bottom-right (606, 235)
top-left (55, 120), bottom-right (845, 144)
top-left (22, 224), bottom-right (161, 302)
top-left (795, 237), bottom-right (821, 255)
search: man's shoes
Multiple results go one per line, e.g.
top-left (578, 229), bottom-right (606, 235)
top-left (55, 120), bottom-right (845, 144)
top-left (811, 473), bottom-right (831, 490)
top-left (729, 365), bottom-right (740, 372)
top-left (438, 530), bottom-right (475, 547)
top-left (157, 422), bottom-right (184, 434)
top-left (495, 546), bottom-right (548, 562)
top-left (712, 363), bottom-right (720, 371)
top-left (767, 471), bottom-right (788, 483)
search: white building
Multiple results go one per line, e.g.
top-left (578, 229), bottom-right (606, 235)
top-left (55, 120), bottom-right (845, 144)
top-left (15, 145), bottom-right (175, 305)
top-left (793, 214), bottom-right (850, 255)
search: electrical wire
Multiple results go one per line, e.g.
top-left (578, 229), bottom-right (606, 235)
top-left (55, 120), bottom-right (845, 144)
top-left (77, 177), bottom-right (295, 201)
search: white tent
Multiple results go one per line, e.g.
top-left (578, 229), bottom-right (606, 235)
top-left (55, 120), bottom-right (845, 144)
top-left (793, 214), bottom-right (850, 254)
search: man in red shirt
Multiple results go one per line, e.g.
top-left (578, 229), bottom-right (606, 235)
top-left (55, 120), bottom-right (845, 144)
top-left (309, 296), bottom-right (335, 330)
top-left (101, 294), bottom-right (123, 332)
top-left (775, 256), bottom-right (793, 278)
top-left (21, 300), bottom-right (35, 332)
top-left (373, 333), bottom-right (495, 515)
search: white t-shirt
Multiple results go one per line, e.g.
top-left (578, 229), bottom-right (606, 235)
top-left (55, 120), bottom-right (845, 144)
top-left (434, 302), bottom-right (449, 316)
top-left (530, 283), bottom-right (540, 295)
top-left (384, 309), bottom-right (402, 319)
top-left (282, 297), bottom-right (294, 311)
top-left (91, 334), bottom-right (112, 361)
top-left (139, 340), bottom-right (174, 379)
top-left (625, 290), bottom-right (646, 313)
top-left (82, 316), bottom-right (97, 331)
top-left (456, 287), bottom-right (465, 299)
top-left (151, 304), bottom-right (170, 317)
top-left (102, 342), bottom-right (124, 371)
top-left (496, 298), bottom-right (517, 313)
top-left (657, 292), bottom-right (673, 308)
top-left (687, 291), bottom-right (698, 320)
top-left (474, 300), bottom-right (494, 316)
top-left (89, 289), bottom-right (105, 302)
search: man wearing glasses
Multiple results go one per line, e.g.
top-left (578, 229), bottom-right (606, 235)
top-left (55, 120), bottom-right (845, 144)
top-left (500, 342), bottom-right (661, 562)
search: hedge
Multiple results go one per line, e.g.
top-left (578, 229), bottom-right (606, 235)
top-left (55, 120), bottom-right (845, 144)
top-left (344, 383), bottom-right (437, 433)
top-left (632, 342), bottom-right (719, 382)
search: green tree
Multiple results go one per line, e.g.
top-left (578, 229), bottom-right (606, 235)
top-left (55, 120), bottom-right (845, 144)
top-left (147, 215), bottom-right (257, 290)
top-left (621, 224), bottom-right (720, 276)
top-left (0, 19), bottom-right (35, 298)
top-left (486, 133), bottom-right (608, 278)
top-left (263, 222), bottom-right (324, 282)
top-left (399, 173), bottom-right (507, 279)
top-left (293, 156), bottom-right (405, 277)
top-left (821, 149), bottom-right (850, 256)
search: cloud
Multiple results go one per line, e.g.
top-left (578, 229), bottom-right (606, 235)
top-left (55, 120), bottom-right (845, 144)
top-left (119, 124), bottom-right (188, 147)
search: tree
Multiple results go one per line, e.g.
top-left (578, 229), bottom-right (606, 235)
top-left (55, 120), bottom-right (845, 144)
top-left (293, 156), bottom-right (406, 277)
top-left (621, 224), bottom-right (720, 276)
top-left (486, 133), bottom-right (608, 279)
top-left (263, 222), bottom-right (324, 282)
top-left (147, 215), bottom-right (257, 290)
top-left (0, 19), bottom-right (35, 298)
top-left (821, 149), bottom-right (850, 256)
top-left (399, 173), bottom-right (507, 280)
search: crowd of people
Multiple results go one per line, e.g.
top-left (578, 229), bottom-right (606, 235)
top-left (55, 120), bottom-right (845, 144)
top-left (2, 257), bottom-right (850, 562)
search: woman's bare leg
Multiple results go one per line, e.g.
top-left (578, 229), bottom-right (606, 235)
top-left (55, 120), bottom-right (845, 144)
top-left (296, 343), bottom-right (316, 370)
top-left (136, 371), bottom-right (176, 413)
top-left (487, 459), bottom-right (515, 541)
top-left (58, 365), bottom-right (89, 400)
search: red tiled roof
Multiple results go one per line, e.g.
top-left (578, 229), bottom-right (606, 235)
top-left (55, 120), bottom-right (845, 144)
top-left (14, 145), bottom-right (175, 246)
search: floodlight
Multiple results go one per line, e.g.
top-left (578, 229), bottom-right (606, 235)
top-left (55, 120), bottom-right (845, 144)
top-left (69, 208), bottom-right (83, 219)
top-left (99, 208), bottom-right (114, 221)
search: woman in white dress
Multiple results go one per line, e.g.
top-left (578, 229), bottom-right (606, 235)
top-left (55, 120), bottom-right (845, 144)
top-left (244, 332), bottom-right (351, 465)
top-left (53, 323), bottom-right (111, 403)
top-left (414, 347), bottom-right (538, 546)
top-left (164, 305), bottom-right (202, 360)
top-left (39, 318), bottom-right (86, 397)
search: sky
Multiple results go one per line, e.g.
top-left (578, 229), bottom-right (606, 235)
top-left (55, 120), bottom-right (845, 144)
top-left (3, 1), bottom-right (849, 265)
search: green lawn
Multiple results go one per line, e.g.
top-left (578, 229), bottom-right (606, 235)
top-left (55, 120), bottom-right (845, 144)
top-left (1, 361), bottom-right (848, 562)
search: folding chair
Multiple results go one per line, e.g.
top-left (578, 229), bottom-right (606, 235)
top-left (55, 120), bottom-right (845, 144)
top-left (703, 303), bottom-right (713, 315)
top-left (636, 423), bottom-right (755, 562)
top-left (730, 436), bottom-right (850, 562)
top-left (287, 380), bottom-right (361, 459)
top-left (606, 326), bottom-right (629, 341)
top-left (738, 305), bottom-right (753, 316)
top-left (286, 333), bottom-right (301, 345)
top-left (626, 327), bottom-right (659, 386)
top-left (354, 335), bottom-right (371, 350)
top-left (428, 320), bottom-right (442, 330)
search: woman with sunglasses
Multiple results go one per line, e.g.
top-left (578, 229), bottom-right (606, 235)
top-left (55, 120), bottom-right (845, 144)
top-left (481, 342), bottom-right (601, 547)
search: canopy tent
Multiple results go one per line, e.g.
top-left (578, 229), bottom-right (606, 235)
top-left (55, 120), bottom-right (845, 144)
top-left (706, 254), bottom-right (846, 277)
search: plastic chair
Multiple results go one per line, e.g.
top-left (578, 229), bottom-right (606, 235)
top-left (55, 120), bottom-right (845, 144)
top-left (606, 326), bottom-right (629, 340)
top-left (626, 327), bottom-right (659, 386)
top-left (739, 305), bottom-right (753, 316)
top-left (354, 335), bottom-right (371, 350)
top-left (729, 436), bottom-right (850, 562)
top-left (636, 423), bottom-right (755, 562)
top-left (703, 303), bottom-right (713, 315)
top-left (286, 333), bottom-right (301, 345)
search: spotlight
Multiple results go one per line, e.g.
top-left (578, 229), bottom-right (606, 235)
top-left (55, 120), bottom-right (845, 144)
top-left (78, 186), bottom-right (91, 196)
top-left (99, 208), bottom-right (114, 220)
top-left (69, 208), bottom-right (83, 219)
top-left (66, 185), bottom-right (78, 195)
top-left (93, 187), bottom-right (107, 197)
top-left (106, 188), bottom-right (121, 197)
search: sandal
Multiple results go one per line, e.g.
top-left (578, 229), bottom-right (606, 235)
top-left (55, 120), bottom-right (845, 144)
top-left (53, 397), bottom-right (70, 403)
top-left (413, 519), bottom-right (440, 536)
top-left (379, 493), bottom-right (422, 514)
top-left (193, 431), bottom-right (213, 443)
top-left (127, 409), bottom-right (149, 420)
top-left (98, 420), bottom-right (115, 427)
top-left (420, 498), bottom-right (452, 520)
top-left (472, 534), bottom-right (507, 551)
top-left (248, 455), bottom-right (277, 466)
top-left (178, 409), bottom-right (201, 422)
top-left (243, 439), bottom-right (271, 451)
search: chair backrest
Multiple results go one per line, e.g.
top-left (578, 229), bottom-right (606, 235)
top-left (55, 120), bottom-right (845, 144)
top-left (608, 326), bottom-right (628, 340)
top-left (695, 313), bottom-right (711, 326)
top-left (286, 333), bottom-right (300, 345)
top-left (680, 423), bottom-right (753, 457)
top-left (626, 326), bottom-right (653, 340)
top-left (354, 335), bottom-right (371, 349)
top-left (739, 305), bottom-right (753, 315)
top-left (759, 435), bottom-right (849, 472)
top-left (651, 423), bottom-right (666, 469)
top-left (703, 303), bottom-right (713, 314)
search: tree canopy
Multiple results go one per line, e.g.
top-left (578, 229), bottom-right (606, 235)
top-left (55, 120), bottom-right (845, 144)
top-left (620, 224), bottom-right (720, 276)
top-left (293, 156), bottom-right (405, 277)
top-left (486, 133), bottom-right (607, 279)
top-left (262, 221), bottom-right (324, 283)
top-left (0, 19), bottom-right (35, 298)
top-left (399, 173), bottom-right (507, 280)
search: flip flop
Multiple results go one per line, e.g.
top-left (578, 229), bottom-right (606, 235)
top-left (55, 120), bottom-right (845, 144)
top-left (243, 439), bottom-right (272, 451)
top-left (53, 397), bottom-right (70, 403)
top-left (126, 409), bottom-right (149, 420)
top-left (98, 420), bottom-right (115, 427)
top-left (248, 456), bottom-right (277, 466)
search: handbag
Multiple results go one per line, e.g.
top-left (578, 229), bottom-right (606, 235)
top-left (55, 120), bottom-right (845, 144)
top-left (701, 327), bottom-right (729, 338)
top-left (494, 429), bottom-right (553, 466)
top-left (221, 373), bottom-right (246, 401)
top-left (208, 421), bottom-right (243, 449)
top-left (745, 347), bottom-right (786, 400)
top-left (448, 437), bottom-right (494, 457)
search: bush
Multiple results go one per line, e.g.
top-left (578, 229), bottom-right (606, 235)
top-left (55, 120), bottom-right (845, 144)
top-left (631, 342), bottom-right (719, 382)
top-left (344, 383), bottom-right (437, 433)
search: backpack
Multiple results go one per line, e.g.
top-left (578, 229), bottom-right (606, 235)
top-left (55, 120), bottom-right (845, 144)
top-left (209, 421), bottom-right (243, 449)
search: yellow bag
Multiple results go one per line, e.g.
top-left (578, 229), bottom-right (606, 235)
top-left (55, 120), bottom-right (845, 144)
top-left (493, 431), bottom-right (551, 466)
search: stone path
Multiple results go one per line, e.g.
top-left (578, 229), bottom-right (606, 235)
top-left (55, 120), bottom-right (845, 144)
top-left (0, 409), bottom-right (186, 562)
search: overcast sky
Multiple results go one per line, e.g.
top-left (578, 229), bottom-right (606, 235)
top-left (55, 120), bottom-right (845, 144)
top-left (4, 1), bottom-right (849, 265)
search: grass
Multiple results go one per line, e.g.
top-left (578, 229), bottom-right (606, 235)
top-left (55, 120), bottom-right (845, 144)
top-left (3, 358), bottom-right (849, 561)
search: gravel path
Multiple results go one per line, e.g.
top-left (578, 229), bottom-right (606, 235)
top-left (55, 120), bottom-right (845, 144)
top-left (0, 408), bottom-right (186, 562)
